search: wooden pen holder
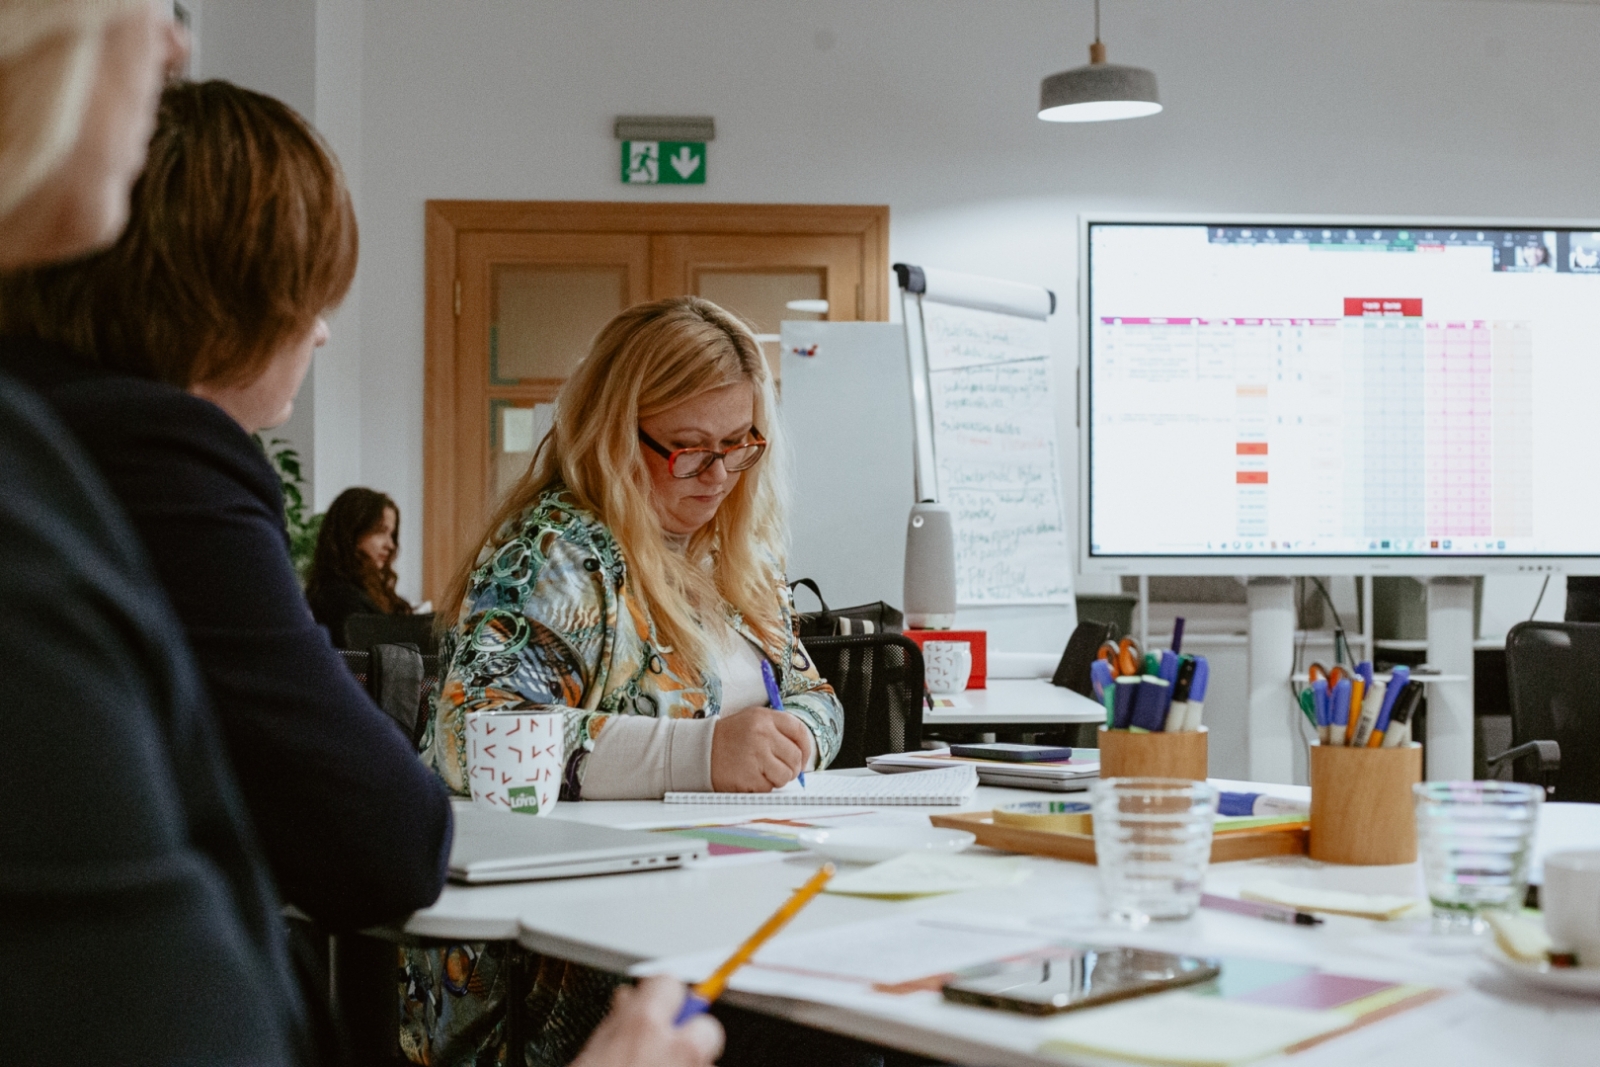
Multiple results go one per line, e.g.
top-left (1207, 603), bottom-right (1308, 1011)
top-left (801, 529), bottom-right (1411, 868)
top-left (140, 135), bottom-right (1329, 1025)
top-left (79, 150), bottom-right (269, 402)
top-left (1308, 742), bottom-right (1423, 865)
top-left (1098, 726), bottom-right (1209, 781)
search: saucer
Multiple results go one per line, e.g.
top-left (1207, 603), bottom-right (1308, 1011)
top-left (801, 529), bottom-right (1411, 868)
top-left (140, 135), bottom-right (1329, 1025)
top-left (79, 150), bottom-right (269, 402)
top-left (1483, 943), bottom-right (1600, 997)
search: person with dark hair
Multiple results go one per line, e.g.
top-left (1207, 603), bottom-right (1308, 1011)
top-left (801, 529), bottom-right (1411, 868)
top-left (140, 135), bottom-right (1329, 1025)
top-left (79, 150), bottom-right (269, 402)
top-left (306, 486), bottom-right (415, 645)
top-left (0, 77), bottom-right (452, 935)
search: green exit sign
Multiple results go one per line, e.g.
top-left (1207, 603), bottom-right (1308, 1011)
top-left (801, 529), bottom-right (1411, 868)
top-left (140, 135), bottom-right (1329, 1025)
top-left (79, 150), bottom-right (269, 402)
top-left (621, 140), bottom-right (705, 184)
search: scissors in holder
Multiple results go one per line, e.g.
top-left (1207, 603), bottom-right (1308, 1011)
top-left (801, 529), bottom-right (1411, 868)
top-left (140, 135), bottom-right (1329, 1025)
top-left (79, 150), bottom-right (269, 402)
top-left (1097, 637), bottom-right (1142, 678)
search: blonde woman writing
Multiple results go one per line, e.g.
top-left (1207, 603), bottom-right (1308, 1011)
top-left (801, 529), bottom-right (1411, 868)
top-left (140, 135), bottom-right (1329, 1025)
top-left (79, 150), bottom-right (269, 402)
top-left (408, 297), bottom-right (846, 1066)
top-left (425, 296), bottom-right (843, 801)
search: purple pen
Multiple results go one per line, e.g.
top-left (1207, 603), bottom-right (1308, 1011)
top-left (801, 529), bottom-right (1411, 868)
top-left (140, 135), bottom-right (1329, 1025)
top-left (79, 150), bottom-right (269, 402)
top-left (1171, 617), bottom-right (1186, 654)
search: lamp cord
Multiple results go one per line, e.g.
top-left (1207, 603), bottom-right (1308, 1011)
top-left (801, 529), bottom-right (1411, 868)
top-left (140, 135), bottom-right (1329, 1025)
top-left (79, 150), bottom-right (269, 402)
top-left (1529, 575), bottom-right (1551, 621)
top-left (1094, 0), bottom-right (1101, 43)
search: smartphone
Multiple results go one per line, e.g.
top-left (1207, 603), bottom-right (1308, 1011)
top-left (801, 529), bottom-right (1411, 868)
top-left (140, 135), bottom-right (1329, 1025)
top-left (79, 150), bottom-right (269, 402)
top-left (942, 947), bottom-right (1221, 1015)
top-left (948, 743), bottom-right (1075, 763)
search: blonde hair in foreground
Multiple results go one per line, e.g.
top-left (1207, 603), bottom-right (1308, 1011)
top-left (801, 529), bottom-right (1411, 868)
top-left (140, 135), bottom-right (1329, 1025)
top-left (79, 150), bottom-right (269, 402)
top-left (446, 296), bottom-right (789, 664)
top-left (0, 0), bottom-right (148, 217)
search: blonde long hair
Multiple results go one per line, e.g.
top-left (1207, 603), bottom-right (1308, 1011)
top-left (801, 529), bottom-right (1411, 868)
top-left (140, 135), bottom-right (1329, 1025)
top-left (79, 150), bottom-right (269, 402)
top-left (0, 0), bottom-right (148, 221)
top-left (446, 296), bottom-right (788, 664)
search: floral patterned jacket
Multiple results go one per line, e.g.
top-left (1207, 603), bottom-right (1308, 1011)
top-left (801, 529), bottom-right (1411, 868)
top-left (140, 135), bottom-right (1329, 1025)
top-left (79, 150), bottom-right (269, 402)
top-left (421, 487), bottom-right (844, 796)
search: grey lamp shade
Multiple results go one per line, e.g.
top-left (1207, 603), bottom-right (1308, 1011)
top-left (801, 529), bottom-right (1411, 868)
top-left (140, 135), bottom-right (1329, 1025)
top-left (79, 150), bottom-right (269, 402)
top-left (1038, 62), bottom-right (1161, 122)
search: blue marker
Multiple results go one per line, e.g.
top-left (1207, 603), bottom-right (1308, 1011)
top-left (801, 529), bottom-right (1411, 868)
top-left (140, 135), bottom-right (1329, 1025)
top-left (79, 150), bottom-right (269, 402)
top-left (1181, 656), bottom-right (1209, 730)
top-left (1331, 678), bottom-right (1352, 746)
top-left (1374, 666), bottom-right (1409, 735)
top-left (1356, 660), bottom-right (1375, 692)
top-left (1312, 677), bottom-right (1330, 743)
top-left (761, 660), bottom-right (802, 786)
top-left (1090, 658), bottom-right (1115, 702)
top-left (1112, 675), bottom-right (1140, 729)
top-left (1129, 676), bottom-right (1171, 732)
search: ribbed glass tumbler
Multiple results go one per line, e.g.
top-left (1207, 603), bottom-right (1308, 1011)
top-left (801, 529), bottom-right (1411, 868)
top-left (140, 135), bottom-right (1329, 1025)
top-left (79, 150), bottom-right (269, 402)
top-left (1414, 781), bottom-right (1542, 934)
top-left (1091, 777), bottom-right (1218, 925)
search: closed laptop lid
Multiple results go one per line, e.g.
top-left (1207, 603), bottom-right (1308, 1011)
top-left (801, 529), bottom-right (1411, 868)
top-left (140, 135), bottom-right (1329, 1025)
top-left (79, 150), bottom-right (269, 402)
top-left (448, 806), bottom-right (704, 883)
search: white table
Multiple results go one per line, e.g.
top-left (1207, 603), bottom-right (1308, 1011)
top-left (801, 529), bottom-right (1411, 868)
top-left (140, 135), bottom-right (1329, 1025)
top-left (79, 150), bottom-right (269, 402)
top-left (924, 678), bottom-right (1106, 731)
top-left (403, 784), bottom-right (1600, 1067)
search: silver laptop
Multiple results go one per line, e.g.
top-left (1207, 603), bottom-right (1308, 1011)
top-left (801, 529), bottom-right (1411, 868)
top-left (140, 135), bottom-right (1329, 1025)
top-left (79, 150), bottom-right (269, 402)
top-left (448, 805), bottom-right (707, 884)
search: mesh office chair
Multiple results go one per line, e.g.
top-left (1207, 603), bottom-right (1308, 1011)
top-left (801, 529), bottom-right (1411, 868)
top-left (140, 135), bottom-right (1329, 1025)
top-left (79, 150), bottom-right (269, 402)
top-left (804, 633), bottom-right (925, 768)
top-left (337, 646), bottom-right (437, 752)
top-left (1500, 621), bottom-right (1600, 801)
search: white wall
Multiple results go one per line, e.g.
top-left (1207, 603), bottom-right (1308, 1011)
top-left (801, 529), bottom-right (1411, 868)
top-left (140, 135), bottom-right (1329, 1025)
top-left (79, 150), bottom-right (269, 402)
top-left (204, 0), bottom-right (1600, 614)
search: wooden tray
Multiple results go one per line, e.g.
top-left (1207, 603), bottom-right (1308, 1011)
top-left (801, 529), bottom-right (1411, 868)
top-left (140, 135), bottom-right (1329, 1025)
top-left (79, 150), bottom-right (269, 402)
top-left (929, 810), bottom-right (1309, 865)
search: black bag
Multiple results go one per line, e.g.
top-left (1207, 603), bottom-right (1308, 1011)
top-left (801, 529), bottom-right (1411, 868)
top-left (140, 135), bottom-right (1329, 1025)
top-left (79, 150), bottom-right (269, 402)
top-left (1052, 619), bottom-right (1117, 696)
top-left (790, 578), bottom-right (904, 638)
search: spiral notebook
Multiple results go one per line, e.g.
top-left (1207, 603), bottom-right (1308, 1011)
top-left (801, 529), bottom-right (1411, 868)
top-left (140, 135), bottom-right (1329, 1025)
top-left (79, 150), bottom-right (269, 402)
top-left (664, 766), bottom-right (979, 806)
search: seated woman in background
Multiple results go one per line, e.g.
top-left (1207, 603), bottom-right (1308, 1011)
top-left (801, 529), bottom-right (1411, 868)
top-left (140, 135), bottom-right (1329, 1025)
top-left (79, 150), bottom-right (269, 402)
top-left (427, 295), bottom-right (844, 800)
top-left (408, 296), bottom-right (847, 1066)
top-left (305, 485), bottom-right (416, 645)
top-left (0, 79), bottom-right (453, 938)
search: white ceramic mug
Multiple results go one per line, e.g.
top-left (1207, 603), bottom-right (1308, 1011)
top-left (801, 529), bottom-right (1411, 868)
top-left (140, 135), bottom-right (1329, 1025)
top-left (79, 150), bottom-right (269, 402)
top-left (465, 709), bottom-right (564, 816)
top-left (923, 640), bottom-right (973, 694)
top-left (1544, 849), bottom-right (1600, 965)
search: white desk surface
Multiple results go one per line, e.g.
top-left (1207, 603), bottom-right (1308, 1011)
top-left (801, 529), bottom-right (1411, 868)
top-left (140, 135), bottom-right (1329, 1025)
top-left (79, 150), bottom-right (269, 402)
top-left (924, 678), bottom-right (1106, 726)
top-left (406, 783), bottom-right (1600, 1067)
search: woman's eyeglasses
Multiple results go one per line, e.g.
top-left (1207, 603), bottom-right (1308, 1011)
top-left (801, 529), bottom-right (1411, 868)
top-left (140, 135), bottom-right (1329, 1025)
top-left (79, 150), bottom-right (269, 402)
top-left (638, 428), bottom-right (767, 479)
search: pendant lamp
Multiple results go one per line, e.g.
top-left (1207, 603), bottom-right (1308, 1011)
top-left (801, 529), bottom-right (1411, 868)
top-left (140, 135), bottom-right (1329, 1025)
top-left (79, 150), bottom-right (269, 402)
top-left (1038, 0), bottom-right (1161, 123)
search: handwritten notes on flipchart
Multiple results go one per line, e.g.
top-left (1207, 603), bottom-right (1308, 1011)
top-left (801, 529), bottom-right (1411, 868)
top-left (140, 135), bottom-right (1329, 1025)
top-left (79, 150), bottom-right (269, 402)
top-left (922, 302), bottom-right (1073, 604)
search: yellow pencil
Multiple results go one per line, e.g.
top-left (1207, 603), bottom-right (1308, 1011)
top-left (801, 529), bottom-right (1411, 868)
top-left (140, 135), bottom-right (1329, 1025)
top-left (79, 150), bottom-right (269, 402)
top-left (674, 862), bottom-right (836, 1023)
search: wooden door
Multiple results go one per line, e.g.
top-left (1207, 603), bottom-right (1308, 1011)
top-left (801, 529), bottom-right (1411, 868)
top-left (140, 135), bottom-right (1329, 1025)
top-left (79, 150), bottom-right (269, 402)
top-left (425, 202), bottom-right (889, 601)
top-left (652, 233), bottom-right (868, 371)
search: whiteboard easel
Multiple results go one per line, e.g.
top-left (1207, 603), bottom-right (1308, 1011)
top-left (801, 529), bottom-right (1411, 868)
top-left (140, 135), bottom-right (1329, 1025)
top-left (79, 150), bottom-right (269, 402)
top-left (896, 264), bottom-right (1075, 608)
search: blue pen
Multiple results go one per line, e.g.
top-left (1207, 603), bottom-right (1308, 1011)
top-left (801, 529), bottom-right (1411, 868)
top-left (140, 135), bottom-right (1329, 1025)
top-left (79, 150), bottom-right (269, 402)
top-left (760, 660), bottom-right (802, 786)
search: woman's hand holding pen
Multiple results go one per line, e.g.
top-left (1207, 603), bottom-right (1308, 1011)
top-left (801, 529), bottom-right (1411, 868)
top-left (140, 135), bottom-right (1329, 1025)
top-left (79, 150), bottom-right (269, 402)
top-left (571, 976), bottom-right (724, 1067)
top-left (711, 707), bottom-right (813, 791)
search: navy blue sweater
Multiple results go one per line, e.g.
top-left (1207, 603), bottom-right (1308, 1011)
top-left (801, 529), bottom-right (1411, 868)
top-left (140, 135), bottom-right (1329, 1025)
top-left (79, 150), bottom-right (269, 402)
top-left (2, 341), bottom-right (452, 932)
top-left (0, 354), bottom-right (305, 1064)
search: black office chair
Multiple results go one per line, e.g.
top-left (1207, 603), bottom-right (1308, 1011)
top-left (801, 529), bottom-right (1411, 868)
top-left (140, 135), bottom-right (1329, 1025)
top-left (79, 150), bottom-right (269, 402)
top-left (343, 611), bottom-right (440, 654)
top-left (328, 645), bottom-right (446, 1065)
top-left (804, 633), bottom-right (925, 768)
top-left (1499, 621), bottom-right (1600, 801)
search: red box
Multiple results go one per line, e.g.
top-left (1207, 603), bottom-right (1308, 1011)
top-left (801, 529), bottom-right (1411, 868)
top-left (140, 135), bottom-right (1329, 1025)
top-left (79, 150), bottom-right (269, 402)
top-left (1344, 297), bottom-right (1422, 318)
top-left (905, 629), bottom-right (987, 689)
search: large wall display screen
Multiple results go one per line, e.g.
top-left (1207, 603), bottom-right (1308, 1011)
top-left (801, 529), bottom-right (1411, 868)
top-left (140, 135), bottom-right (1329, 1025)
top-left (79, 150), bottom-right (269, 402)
top-left (1084, 220), bottom-right (1600, 572)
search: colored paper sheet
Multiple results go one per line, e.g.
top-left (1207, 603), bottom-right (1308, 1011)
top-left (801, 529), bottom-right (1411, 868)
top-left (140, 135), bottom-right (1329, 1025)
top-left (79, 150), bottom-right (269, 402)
top-left (1037, 994), bottom-right (1350, 1067)
top-left (824, 853), bottom-right (1029, 898)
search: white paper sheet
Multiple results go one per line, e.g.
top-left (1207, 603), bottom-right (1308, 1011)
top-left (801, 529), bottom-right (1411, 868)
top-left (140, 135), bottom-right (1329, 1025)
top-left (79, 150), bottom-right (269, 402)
top-left (824, 853), bottom-right (1030, 898)
top-left (664, 765), bottom-right (978, 806)
top-left (635, 911), bottom-right (1058, 998)
top-left (920, 302), bottom-right (1072, 605)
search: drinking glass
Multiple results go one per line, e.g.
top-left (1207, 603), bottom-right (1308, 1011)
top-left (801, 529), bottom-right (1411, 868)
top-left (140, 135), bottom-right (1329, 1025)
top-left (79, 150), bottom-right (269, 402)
top-left (1091, 777), bottom-right (1217, 924)
top-left (1413, 781), bottom-right (1542, 934)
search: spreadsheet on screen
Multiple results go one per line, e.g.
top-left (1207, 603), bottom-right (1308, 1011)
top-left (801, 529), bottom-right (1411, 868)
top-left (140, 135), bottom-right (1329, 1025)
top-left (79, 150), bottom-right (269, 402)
top-left (1085, 221), bottom-right (1600, 562)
